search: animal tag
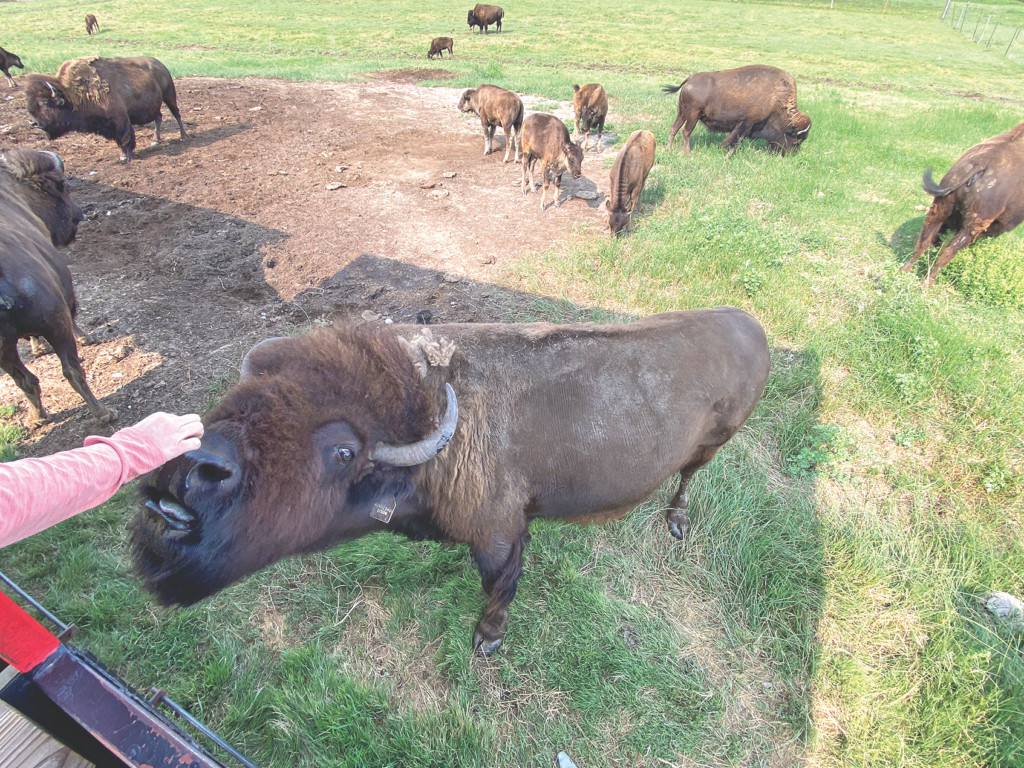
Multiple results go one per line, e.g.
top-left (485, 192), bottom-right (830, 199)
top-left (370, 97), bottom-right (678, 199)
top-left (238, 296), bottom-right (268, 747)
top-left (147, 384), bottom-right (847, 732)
top-left (370, 497), bottom-right (396, 524)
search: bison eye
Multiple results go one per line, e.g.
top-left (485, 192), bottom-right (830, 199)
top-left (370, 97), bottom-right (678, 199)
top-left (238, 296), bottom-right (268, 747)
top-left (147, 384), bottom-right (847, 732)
top-left (334, 446), bottom-right (354, 463)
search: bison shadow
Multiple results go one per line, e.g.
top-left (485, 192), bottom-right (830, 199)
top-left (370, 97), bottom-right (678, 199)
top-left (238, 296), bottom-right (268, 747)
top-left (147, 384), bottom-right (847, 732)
top-left (878, 216), bottom-right (926, 263)
top-left (132, 121), bottom-right (254, 160)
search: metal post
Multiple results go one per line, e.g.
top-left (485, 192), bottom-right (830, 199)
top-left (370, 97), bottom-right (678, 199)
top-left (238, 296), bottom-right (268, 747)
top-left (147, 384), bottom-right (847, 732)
top-left (941, 0), bottom-right (952, 19)
top-left (987, 19), bottom-right (999, 47)
top-left (1006, 27), bottom-right (1021, 57)
top-left (956, 6), bottom-right (966, 30)
top-left (973, 14), bottom-right (983, 41)
top-left (962, 2), bottom-right (972, 29)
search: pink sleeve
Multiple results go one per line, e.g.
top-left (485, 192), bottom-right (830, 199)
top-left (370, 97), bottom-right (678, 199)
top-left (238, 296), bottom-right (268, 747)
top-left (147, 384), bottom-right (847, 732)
top-left (0, 427), bottom-right (165, 548)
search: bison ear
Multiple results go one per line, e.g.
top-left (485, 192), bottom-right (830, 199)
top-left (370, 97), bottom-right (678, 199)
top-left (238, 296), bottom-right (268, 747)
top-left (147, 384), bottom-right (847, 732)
top-left (239, 337), bottom-right (290, 380)
top-left (573, 84), bottom-right (581, 93)
top-left (397, 336), bottom-right (430, 379)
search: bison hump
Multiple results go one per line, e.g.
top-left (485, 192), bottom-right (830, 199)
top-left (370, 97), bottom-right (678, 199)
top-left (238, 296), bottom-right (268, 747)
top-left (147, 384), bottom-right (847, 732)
top-left (57, 58), bottom-right (110, 108)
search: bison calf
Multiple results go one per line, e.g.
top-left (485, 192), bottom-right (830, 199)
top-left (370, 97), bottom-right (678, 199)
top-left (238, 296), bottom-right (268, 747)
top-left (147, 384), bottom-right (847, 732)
top-left (25, 56), bottom-right (188, 162)
top-left (606, 130), bottom-right (656, 236)
top-left (904, 121), bottom-right (1024, 287)
top-left (458, 85), bottom-right (523, 163)
top-left (467, 4), bottom-right (503, 33)
top-left (572, 83), bottom-right (608, 152)
top-left (664, 65), bottom-right (811, 157)
top-left (428, 37), bottom-right (453, 59)
top-left (1, 46), bottom-right (24, 88)
top-left (85, 14), bottom-right (99, 35)
top-left (0, 150), bottom-right (116, 426)
top-left (134, 308), bottom-right (769, 655)
top-left (520, 113), bottom-right (584, 210)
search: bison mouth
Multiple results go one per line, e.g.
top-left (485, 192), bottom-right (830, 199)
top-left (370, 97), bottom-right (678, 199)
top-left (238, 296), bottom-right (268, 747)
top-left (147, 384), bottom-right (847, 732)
top-left (142, 487), bottom-right (200, 539)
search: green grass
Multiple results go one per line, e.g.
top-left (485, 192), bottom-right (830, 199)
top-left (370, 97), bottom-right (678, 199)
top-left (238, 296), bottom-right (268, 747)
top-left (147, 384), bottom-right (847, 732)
top-left (2, 0), bottom-right (1023, 766)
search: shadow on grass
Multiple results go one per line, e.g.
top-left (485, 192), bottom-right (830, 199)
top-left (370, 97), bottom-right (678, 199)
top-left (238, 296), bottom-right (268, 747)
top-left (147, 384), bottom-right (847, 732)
top-left (878, 215), bottom-right (925, 262)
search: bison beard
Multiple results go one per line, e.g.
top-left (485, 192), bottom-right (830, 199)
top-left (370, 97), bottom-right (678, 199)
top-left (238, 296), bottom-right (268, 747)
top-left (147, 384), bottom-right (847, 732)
top-left (134, 310), bottom-right (770, 655)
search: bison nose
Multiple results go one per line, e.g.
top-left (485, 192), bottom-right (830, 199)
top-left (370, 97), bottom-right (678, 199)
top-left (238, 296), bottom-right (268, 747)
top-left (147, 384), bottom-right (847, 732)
top-left (184, 450), bottom-right (242, 498)
top-left (72, 204), bottom-right (85, 225)
top-left (27, 118), bottom-right (38, 128)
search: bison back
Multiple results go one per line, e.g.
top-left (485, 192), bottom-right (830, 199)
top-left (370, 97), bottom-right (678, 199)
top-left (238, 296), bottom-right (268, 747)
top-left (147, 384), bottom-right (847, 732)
top-left (522, 112), bottom-right (571, 158)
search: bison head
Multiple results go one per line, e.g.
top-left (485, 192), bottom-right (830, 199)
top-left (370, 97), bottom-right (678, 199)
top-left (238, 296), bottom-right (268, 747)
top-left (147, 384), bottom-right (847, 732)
top-left (133, 327), bottom-right (458, 606)
top-left (467, 10), bottom-right (478, 27)
top-left (23, 77), bottom-right (77, 140)
top-left (579, 106), bottom-right (601, 135)
top-left (7, 53), bottom-right (24, 70)
top-left (0, 149), bottom-right (83, 246)
top-left (606, 203), bottom-right (631, 237)
top-left (778, 111), bottom-right (812, 154)
top-left (563, 140), bottom-right (584, 179)
top-left (457, 89), bottom-right (476, 114)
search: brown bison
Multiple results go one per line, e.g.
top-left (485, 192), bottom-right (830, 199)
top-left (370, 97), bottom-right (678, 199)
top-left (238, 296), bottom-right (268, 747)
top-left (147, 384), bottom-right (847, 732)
top-left (85, 14), bottom-right (100, 35)
top-left (663, 65), bottom-right (811, 157)
top-left (24, 56), bottom-right (188, 162)
top-left (903, 121), bottom-right (1024, 287)
top-left (0, 149), bottom-right (116, 427)
top-left (133, 308), bottom-right (770, 655)
top-left (605, 130), bottom-right (656, 236)
top-left (520, 112), bottom-right (584, 210)
top-left (428, 37), bottom-right (454, 59)
top-left (467, 4), bottom-right (503, 33)
top-left (572, 83), bottom-right (608, 152)
top-left (458, 85), bottom-right (523, 163)
top-left (1, 46), bottom-right (24, 88)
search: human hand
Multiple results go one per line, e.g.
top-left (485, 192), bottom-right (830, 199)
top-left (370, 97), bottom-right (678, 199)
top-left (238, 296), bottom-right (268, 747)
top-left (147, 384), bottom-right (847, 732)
top-left (132, 412), bottom-right (204, 463)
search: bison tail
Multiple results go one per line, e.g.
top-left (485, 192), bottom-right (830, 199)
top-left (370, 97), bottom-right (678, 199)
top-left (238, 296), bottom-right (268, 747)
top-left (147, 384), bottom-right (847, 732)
top-left (661, 80), bottom-right (686, 95)
top-left (922, 166), bottom-right (976, 197)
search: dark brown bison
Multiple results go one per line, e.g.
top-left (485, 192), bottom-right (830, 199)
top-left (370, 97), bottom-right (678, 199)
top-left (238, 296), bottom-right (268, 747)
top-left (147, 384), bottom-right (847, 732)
top-left (428, 37), bottom-right (454, 59)
top-left (0, 149), bottom-right (116, 427)
top-left (467, 4), bottom-right (503, 33)
top-left (85, 14), bottom-right (99, 35)
top-left (24, 56), bottom-right (188, 162)
top-left (458, 85), bottom-right (523, 163)
top-left (663, 65), bottom-right (811, 157)
top-left (520, 112), bottom-right (584, 210)
top-left (133, 308), bottom-right (769, 655)
top-left (572, 83), bottom-right (608, 152)
top-left (1, 46), bottom-right (24, 88)
top-left (903, 121), bottom-right (1024, 287)
top-left (606, 129), bottom-right (656, 236)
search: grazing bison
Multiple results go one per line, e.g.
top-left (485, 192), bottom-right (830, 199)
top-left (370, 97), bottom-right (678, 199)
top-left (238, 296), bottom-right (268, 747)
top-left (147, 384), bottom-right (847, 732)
top-left (572, 83), bottom-right (608, 152)
top-left (520, 112), bottom-right (584, 210)
top-left (663, 65), bottom-right (811, 157)
top-left (467, 4), bottom-right (503, 33)
top-left (133, 308), bottom-right (770, 655)
top-left (606, 129), bottom-right (656, 236)
top-left (85, 14), bottom-right (99, 35)
top-left (903, 121), bottom-right (1024, 287)
top-left (428, 37), bottom-right (454, 59)
top-left (458, 85), bottom-right (523, 163)
top-left (0, 149), bottom-right (116, 426)
top-left (1, 46), bottom-right (24, 88)
top-left (24, 56), bottom-right (188, 162)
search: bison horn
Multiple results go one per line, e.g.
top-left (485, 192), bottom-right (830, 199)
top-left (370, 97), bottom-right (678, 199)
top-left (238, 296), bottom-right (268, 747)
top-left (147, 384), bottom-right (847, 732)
top-left (46, 82), bottom-right (59, 99)
top-left (43, 151), bottom-right (64, 175)
top-left (371, 383), bottom-right (458, 466)
top-left (239, 336), bottom-right (288, 379)
top-left (796, 126), bottom-right (810, 136)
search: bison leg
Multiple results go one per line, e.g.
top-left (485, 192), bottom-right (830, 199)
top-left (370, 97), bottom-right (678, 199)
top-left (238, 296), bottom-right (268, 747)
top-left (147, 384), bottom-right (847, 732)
top-left (502, 122), bottom-right (516, 163)
top-left (904, 197), bottom-right (953, 275)
top-left (666, 445), bottom-right (722, 540)
top-left (152, 112), bottom-right (163, 146)
top-left (722, 122), bottom-right (751, 158)
top-left (71, 319), bottom-right (95, 346)
top-left (924, 217), bottom-right (993, 288)
top-left (596, 120), bottom-right (604, 153)
top-left (1, 336), bottom-right (47, 427)
top-left (4, 72), bottom-right (15, 88)
top-left (483, 123), bottom-right (495, 155)
top-left (163, 89), bottom-right (189, 141)
top-left (539, 161), bottom-right (550, 210)
top-left (29, 336), bottom-right (52, 357)
top-left (49, 325), bottom-right (117, 424)
top-left (472, 532), bottom-right (530, 655)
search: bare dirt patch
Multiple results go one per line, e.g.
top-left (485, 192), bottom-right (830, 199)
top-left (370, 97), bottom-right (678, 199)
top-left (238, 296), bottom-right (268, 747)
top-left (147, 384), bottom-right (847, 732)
top-left (0, 76), bottom-right (617, 454)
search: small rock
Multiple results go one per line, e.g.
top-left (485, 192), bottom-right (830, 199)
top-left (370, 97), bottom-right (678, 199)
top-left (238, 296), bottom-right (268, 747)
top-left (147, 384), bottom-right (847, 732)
top-left (249, 105), bottom-right (263, 111)
top-left (575, 189), bottom-right (597, 200)
top-left (192, 107), bottom-right (202, 111)
top-left (334, 165), bottom-right (347, 173)
top-left (815, 190), bottom-right (825, 198)
top-left (326, 182), bottom-right (346, 190)
top-left (983, 592), bottom-right (1024, 630)
top-left (420, 181), bottom-right (438, 189)
top-left (478, 255), bottom-right (495, 265)
top-left (442, 272), bottom-right (461, 283)
top-left (429, 189), bottom-right (450, 198)
top-left (442, 171), bottom-right (457, 178)
top-left (361, 310), bottom-right (381, 323)
top-left (384, 318), bottom-right (393, 325)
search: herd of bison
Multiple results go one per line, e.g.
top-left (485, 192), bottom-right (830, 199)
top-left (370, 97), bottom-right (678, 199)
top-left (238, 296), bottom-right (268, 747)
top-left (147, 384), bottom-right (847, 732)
top-left (2, 5), bottom-right (1023, 658)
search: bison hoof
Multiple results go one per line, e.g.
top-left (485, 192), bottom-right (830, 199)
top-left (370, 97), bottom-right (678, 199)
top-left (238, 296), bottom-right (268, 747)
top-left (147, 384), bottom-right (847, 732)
top-left (666, 508), bottom-right (690, 540)
top-left (77, 333), bottom-right (97, 346)
top-left (98, 407), bottom-right (119, 424)
top-left (150, 140), bottom-right (160, 147)
top-left (27, 414), bottom-right (50, 429)
top-left (472, 620), bottom-right (506, 656)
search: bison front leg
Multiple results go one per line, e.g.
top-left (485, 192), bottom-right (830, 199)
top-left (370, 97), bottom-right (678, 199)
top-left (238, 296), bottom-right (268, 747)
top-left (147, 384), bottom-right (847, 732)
top-left (472, 532), bottom-right (530, 655)
top-left (1, 337), bottom-right (47, 427)
top-left (4, 72), bottom-right (15, 88)
top-left (722, 122), bottom-right (751, 158)
top-left (483, 123), bottom-right (495, 155)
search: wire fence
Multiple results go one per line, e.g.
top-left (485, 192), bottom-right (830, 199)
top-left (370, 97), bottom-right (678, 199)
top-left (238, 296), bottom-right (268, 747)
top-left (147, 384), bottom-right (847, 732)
top-left (943, 0), bottom-right (1024, 62)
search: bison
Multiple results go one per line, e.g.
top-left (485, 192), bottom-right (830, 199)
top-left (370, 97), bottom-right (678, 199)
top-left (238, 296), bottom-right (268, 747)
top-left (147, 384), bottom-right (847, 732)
top-left (458, 85), bottom-right (523, 163)
top-left (605, 129), bottom-right (656, 236)
top-left (663, 65), bottom-right (811, 157)
top-left (85, 14), bottom-right (99, 35)
top-left (572, 83), bottom-right (608, 152)
top-left (520, 112), bottom-right (584, 210)
top-left (1, 46), bottom-right (24, 89)
top-left (903, 121), bottom-right (1024, 287)
top-left (133, 308), bottom-right (769, 655)
top-left (24, 56), bottom-right (188, 162)
top-left (467, 4), bottom-right (503, 33)
top-left (0, 149), bottom-right (116, 427)
top-left (428, 37), bottom-right (454, 59)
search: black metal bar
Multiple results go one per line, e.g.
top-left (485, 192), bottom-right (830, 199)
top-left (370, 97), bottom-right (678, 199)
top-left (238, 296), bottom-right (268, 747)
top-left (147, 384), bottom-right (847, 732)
top-left (0, 569), bottom-right (68, 631)
top-left (150, 689), bottom-right (261, 768)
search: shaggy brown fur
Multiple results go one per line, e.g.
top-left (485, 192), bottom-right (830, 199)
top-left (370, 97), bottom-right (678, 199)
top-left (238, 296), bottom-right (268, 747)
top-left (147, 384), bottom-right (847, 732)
top-left (904, 121), bottom-right (1024, 287)
top-left (458, 85), bottom-right (523, 163)
top-left (605, 129), bottom-right (656, 236)
top-left (663, 65), bottom-right (811, 157)
top-left (85, 14), bottom-right (99, 34)
top-left (134, 309), bottom-right (770, 656)
top-left (0, 149), bottom-right (115, 426)
top-left (0, 46), bottom-right (24, 88)
top-left (24, 56), bottom-right (187, 161)
top-left (520, 112), bottom-right (585, 210)
top-left (428, 37), bottom-right (453, 59)
top-left (467, 4), bottom-right (503, 33)
top-left (572, 83), bottom-right (608, 152)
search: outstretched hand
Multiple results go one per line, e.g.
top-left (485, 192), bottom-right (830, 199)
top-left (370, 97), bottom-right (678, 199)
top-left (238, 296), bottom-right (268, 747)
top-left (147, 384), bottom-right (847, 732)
top-left (133, 412), bottom-right (204, 462)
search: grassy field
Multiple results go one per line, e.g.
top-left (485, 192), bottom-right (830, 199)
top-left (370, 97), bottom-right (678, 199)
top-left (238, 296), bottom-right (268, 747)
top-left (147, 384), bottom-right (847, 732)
top-left (2, 0), bottom-right (1024, 766)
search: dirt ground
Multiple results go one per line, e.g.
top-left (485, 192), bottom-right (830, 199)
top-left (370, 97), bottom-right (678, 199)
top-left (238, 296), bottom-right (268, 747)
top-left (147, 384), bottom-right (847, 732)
top-left (0, 73), bottom-right (620, 454)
